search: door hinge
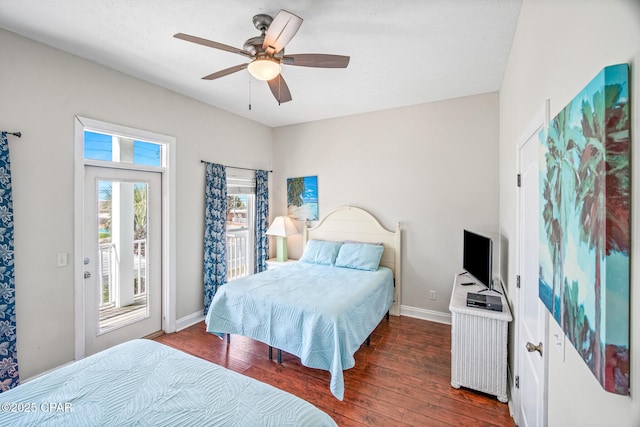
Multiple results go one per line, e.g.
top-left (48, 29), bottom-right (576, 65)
top-left (517, 174), bottom-right (522, 187)
top-left (515, 375), bottom-right (520, 389)
top-left (516, 275), bottom-right (521, 289)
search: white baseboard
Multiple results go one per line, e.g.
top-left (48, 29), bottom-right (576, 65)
top-left (507, 365), bottom-right (518, 423)
top-left (176, 310), bottom-right (205, 331)
top-left (22, 360), bottom-right (75, 384)
top-left (177, 306), bottom-right (450, 332)
top-left (400, 305), bottom-right (451, 325)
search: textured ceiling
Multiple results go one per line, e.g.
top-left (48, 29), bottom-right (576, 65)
top-left (0, 0), bottom-right (522, 128)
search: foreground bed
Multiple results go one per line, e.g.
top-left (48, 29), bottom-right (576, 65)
top-left (206, 206), bottom-right (402, 400)
top-left (0, 339), bottom-right (337, 427)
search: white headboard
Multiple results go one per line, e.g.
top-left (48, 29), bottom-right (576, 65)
top-left (302, 206), bottom-right (402, 316)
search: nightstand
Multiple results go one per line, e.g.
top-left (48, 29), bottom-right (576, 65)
top-left (265, 258), bottom-right (297, 270)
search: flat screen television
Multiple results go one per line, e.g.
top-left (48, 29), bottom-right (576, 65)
top-left (463, 229), bottom-right (493, 289)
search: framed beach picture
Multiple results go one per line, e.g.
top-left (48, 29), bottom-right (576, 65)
top-left (287, 176), bottom-right (318, 221)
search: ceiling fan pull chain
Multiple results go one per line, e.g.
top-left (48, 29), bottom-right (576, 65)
top-left (248, 79), bottom-right (252, 110)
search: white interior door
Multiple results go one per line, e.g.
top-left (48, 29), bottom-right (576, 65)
top-left (517, 125), bottom-right (548, 426)
top-left (83, 166), bottom-right (162, 356)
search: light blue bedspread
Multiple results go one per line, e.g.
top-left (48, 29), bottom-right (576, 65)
top-left (0, 339), bottom-right (337, 427)
top-left (205, 262), bottom-right (394, 400)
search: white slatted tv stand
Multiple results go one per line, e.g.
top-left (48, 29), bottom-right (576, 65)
top-left (449, 274), bottom-right (512, 403)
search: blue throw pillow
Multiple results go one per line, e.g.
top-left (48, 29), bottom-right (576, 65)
top-left (299, 240), bottom-right (342, 265)
top-left (335, 243), bottom-right (384, 271)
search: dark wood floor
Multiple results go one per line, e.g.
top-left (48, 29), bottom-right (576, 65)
top-left (155, 316), bottom-right (515, 426)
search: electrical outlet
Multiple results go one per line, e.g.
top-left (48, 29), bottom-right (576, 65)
top-left (57, 253), bottom-right (68, 267)
top-left (429, 290), bottom-right (437, 300)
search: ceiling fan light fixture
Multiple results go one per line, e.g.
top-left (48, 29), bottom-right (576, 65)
top-left (248, 58), bottom-right (281, 81)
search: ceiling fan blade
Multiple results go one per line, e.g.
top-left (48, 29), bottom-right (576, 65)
top-left (263, 10), bottom-right (303, 55)
top-left (267, 74), bottom-right (292, 104)
top-left (282, 54), bottom-right (350, 68)
top-left (202, 63), bottom-right (248, 80)
top-left (174, 33), bottom-right (253, 58)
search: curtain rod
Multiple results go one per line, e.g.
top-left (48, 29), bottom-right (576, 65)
top-left (1, 131), bottom-right (21, 138)
top-left (200, 160), bottom-right (272, 173)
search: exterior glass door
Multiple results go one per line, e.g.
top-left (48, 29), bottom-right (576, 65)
top-left (84, 166), bottom-right (161, 355)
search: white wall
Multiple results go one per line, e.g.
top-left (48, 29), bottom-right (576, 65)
top-left (499, 0), bottom-right (640, 425)
top-left (0, 29), bottom-right (273, 379)
top-left (272, 93), bottom-right (499, 319)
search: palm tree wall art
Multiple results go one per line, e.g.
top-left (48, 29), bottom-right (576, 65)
top-left (287, 176), bottom-right (318, 221)
top-left (538, 64), bottom-right (630, 395)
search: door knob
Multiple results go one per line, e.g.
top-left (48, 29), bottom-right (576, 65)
top-left (84, 271), bottom-right (92, 279)
top-left (526, 341), bottom-right (543, 356)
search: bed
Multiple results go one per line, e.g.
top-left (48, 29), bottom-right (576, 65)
top-left (205, 206), bottom-right (402, 400)
top-left (0, 339), bottom-right (337, 426)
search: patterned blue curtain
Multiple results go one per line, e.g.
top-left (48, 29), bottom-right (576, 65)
top-left (203, 162), bottom-right (227, 315)
top-left (254, 170), bottom-right (269, 273)
top-left (0, 132), bottom-right (19, 392)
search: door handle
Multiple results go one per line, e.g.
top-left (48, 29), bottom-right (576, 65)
top-left (526, 341), bottom-right (543, 356)
top-left (84, 271), bottom-right (92, 279)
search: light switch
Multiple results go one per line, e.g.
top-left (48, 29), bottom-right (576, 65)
top-left (550, 320), bottom-right (565, 361)
top-left (57, 253), bottom-right (68, 267)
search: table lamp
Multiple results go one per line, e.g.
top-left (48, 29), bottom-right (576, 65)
top-left (265, 216), bottom-right (298, 262)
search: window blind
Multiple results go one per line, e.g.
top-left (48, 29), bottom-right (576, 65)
top-left (226, 169), bottom-right (256, 194)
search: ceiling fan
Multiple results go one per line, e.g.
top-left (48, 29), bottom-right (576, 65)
top-left (174, 10), bottom-right (350, 104)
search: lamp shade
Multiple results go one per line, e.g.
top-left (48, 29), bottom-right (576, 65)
top-left (265, 216), bottom-right (298, 237)
top-left (247, 58), bottom-right (281, 81)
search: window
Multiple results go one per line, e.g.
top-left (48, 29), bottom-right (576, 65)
top-left (84, 130), bottom-right (162, 167)
top-left (226, 170), bottom-right (256, 281)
